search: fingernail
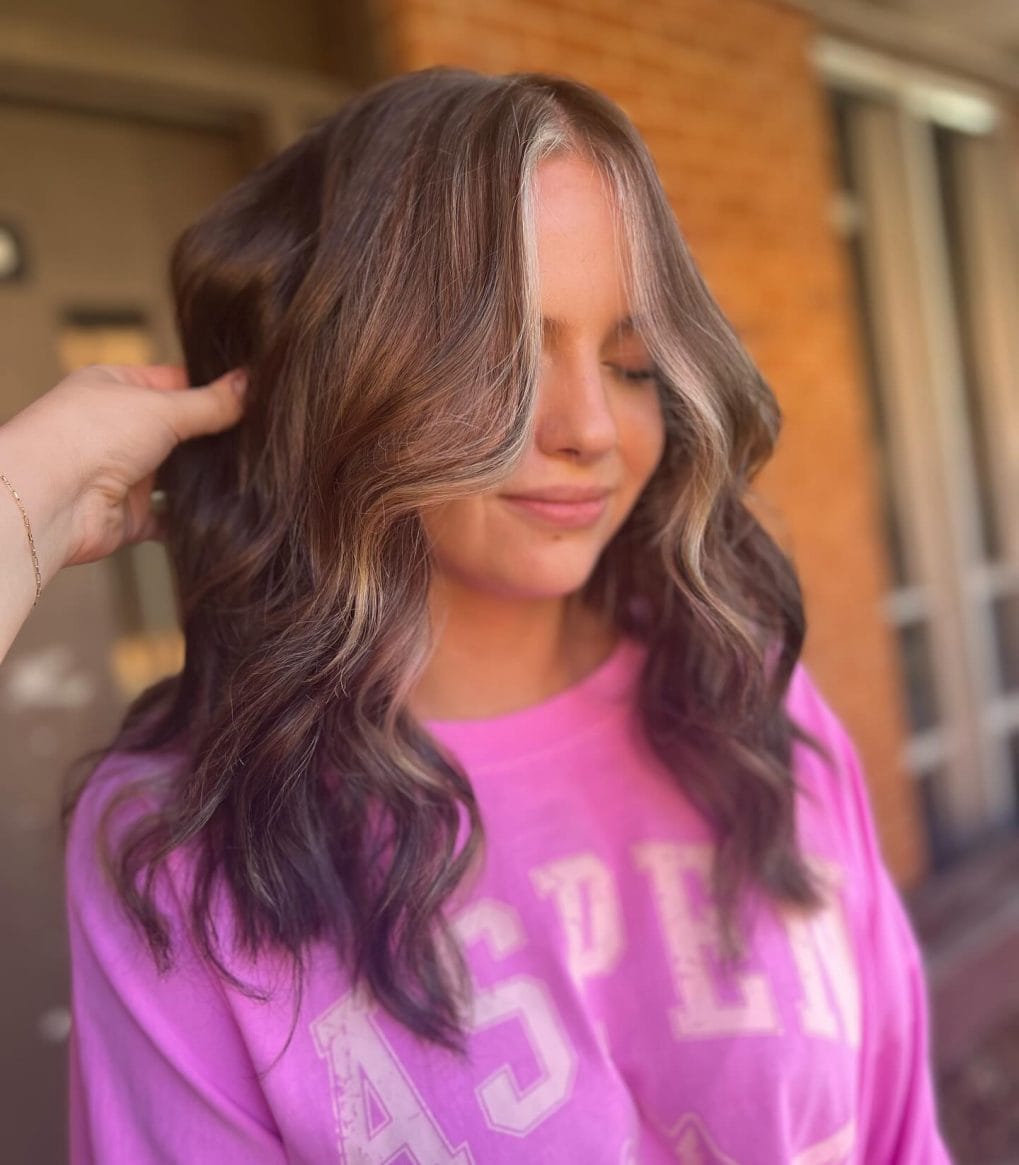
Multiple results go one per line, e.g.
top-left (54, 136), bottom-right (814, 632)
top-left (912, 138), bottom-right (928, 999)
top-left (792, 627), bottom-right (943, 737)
top-left (228, 370), bottom-right (248, 397)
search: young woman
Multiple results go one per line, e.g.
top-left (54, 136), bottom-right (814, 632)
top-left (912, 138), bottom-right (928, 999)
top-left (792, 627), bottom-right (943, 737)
top-left (64, 67), bottom-right (952, 1163)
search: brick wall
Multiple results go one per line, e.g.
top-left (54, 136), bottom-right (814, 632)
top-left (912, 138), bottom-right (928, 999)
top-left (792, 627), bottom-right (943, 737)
top-left (370, 0), bottom-right (929, 885)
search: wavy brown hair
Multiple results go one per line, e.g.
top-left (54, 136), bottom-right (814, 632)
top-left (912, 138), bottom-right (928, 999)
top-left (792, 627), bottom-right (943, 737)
top-left (65, 66), bottom-right (833, 1055)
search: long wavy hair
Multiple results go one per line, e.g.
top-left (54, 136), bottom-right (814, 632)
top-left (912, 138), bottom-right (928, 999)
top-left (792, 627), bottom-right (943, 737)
top-left (65, 65), bottom-right (833, 1055)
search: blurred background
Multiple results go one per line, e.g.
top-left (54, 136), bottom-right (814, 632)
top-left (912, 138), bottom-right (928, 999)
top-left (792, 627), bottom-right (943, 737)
top-left (0, 0), bottom-right (1017, 1161)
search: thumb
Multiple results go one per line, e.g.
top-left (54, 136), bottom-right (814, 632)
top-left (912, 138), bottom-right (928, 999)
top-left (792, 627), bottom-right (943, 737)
top-left (165, 369), bottom-right (248, 442)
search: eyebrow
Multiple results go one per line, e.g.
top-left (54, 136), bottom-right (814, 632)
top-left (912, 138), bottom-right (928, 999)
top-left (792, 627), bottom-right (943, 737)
top-left (540, 314), bottom-right (641, 344)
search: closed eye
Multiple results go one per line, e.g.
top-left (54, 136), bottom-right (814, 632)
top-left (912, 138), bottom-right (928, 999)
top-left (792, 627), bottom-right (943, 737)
top-left (606, 364), bottom-right (660, 384)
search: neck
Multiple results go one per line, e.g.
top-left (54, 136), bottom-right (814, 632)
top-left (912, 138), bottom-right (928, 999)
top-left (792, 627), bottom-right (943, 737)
top-left (408, 577), bottom-right (618, 721)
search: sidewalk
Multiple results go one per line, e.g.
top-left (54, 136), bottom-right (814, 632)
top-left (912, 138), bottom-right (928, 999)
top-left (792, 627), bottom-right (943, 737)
top-left (907, 832), bottom-right (1019, 1164)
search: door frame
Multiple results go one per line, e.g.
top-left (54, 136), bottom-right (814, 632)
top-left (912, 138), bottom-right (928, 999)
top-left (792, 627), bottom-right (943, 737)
top-left (0, 14), bottom-right (349, 159)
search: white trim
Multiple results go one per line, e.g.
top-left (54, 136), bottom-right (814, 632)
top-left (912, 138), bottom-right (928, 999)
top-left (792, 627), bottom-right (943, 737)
top-left (904, 728), bottom-right (951, 775)
top-left (948, 132), bottom-right (1019, 571)
top-left (985, 695), bottom-right (1019, 736)
top-left (813, 36), bottom-right (1001, 132)
top-left (967, 561), bottom-right (1019, 600)
top-left (880, 585), bottom-right (933, 625)
top-left (784, 0), bottom-right (1019, 95)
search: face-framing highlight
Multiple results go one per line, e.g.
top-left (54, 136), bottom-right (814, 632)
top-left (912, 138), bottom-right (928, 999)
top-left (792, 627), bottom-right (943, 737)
top-left (421, 151), bottom-right (667, 609)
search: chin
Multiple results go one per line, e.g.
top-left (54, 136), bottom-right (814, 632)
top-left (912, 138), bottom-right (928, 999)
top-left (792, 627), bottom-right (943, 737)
top-left (433, 533), bottom-right (614, 602)
top-left (491, 551), bottom-right (606, 601)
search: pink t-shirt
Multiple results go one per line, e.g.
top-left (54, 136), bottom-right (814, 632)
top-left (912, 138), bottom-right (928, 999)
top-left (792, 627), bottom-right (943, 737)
top-left (65, 636), bottom-right (953, 1163)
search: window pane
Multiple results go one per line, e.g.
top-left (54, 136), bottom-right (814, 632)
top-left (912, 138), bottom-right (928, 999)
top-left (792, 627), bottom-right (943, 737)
top-left (1009, 731), bottom-right (1019, 829)
top-left (917, 765), bottom-right (954, 871)
top-left (991, 593), bottom-right (1019, 694)
top-left (56, 307), bottom-right (152, 372)
top-left (898, 619), bottom-right (941, 733)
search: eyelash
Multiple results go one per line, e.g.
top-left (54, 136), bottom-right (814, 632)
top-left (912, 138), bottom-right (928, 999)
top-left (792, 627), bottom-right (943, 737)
top-left (607, 365), bottom-right (661, 384)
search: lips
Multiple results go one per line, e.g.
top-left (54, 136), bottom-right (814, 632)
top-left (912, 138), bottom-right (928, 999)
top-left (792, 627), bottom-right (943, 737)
top-left (500, 487), bottom-right (611, 529)
top-left (501, 486), bottom-right (611, 503)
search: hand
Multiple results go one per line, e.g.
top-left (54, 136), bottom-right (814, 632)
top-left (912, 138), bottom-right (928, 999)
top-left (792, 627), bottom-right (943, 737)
top-left (1, 363), bottom-right (248, 572)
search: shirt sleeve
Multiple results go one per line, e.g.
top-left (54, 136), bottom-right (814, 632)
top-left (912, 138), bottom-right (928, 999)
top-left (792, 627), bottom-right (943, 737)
top-left (791, 666), bottom-right (955, 1165)
top-left (64, 762), bottom-right (289, 1165)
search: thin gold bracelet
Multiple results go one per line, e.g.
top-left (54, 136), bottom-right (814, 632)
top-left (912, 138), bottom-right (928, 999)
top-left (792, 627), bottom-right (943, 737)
top-left (1, 471), bottom-right (43, 608)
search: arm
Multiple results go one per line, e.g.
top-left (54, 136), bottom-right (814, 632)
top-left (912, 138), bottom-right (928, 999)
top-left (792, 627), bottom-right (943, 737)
top-left (65, 766), bottom-right (287, 1164)
top-left (0, 363), bottom-right (245, 663)
top-left (0, 415), bottom-right (74, 658)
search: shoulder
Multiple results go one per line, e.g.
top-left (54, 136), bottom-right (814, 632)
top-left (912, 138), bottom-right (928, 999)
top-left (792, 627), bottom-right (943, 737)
top-left (64, 748), bottom-right (204, 966)
top-left (65, 748), bottom-right (271, 991)
top-left (65, 755), bottom-right (287, 1159)
top-left (784, 659), bottom-right (848, 752)
top-left (783, 658), bottom-right (853, 799)
top-left (783, 660), bottom-right (887, 878)
top-left (66, 748), bottom-right (178, 887)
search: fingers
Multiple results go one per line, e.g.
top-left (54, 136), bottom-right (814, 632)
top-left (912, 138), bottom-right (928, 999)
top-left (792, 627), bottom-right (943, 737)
top-left (123, 472), bottom-right (162, 546)
top-left (131, 508), bottom-right (165, 546)
top-left (160, 369), bottom-right (249, 443)
top-left (129, 363), bottom-right (192, 392)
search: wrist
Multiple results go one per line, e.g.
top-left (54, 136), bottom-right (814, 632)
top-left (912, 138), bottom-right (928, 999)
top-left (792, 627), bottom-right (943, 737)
top-left (0, 470), bottom-right (42, 605)
top-left (0, 410), bottom-right (80, 587)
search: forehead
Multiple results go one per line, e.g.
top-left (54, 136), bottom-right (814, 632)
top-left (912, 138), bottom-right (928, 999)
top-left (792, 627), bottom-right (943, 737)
top-left (532, 153), bottom-right (637, 338)
top-left (532, 152), bottom-right (621, 243)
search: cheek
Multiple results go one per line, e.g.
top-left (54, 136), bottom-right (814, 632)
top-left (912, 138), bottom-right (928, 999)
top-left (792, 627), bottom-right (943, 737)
top-left (420, 499), bottom-right (475, 558)
top-left (621, 393), bottom-right (667, 487)
top-left (420, 497), bottom-right (501, 575)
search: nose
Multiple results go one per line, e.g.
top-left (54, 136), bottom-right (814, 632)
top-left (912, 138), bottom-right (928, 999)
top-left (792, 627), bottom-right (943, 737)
top-left (534, 352), bottom-right (618, 463)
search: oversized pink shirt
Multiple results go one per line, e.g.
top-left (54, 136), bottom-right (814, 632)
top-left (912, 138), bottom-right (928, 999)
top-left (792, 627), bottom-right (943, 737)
top-left (65, 637), bottom-right (953, 1162)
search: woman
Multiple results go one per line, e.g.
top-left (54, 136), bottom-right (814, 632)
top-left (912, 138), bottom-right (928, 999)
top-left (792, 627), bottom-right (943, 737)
top-left (64, 67), bottom-right (952, 1163)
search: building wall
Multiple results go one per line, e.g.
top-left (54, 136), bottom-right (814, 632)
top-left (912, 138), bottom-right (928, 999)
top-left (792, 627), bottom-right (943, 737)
top-left (0, 0), bottom-right (334, 75)
top-left (371, 0), bottom-right (929, 884)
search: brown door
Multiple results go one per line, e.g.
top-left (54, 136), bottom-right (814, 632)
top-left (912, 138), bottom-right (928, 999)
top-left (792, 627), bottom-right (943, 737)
top-left (0, 99), bottom-right (249, 1164)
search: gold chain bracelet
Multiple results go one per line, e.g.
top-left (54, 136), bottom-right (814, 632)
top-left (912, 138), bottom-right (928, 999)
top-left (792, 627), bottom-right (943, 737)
top-left (1, 471), bottom-right (43, 607)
